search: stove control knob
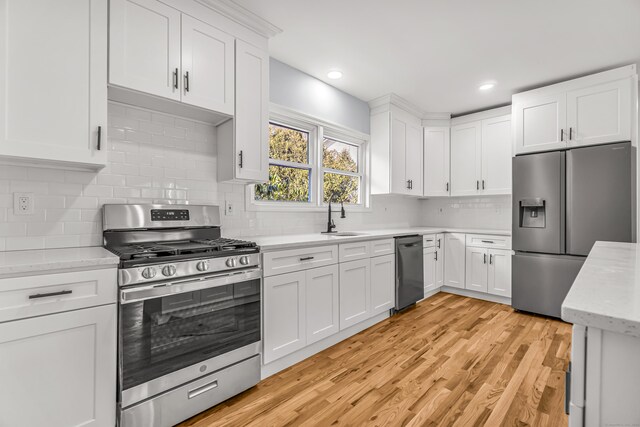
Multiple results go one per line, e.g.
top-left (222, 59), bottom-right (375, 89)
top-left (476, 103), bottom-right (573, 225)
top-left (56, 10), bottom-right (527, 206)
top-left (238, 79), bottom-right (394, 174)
top-left (142, 267), bottom-right (157, 280)
top-left (239, 256), bottom-right (250, 265)
top-left (196, 261), bottom-right (209, 272)
top-left (162, 265), bottom-right (177, 277)
top-left (225, 258), bottom-right (237, 268)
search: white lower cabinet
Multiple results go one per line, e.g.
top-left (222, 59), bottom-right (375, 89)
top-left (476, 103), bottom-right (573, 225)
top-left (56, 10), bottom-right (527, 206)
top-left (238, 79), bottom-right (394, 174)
top-left (423, 246), bottom-right (437, 293)
top-left (339, 258), bottom-right (371, 330)
top-left (487, 249), bottom-right (512, 297)
top-left (0, 304), bottom-right (116, 427)
top-left (444, 233), bottom-right (466, 288)
top-left (370, 254), bottom-right (395, 315)
top-left (263, 271), bottom-right (306, 363)
top-left (465, 247), bottom-right (488, 293)
top-left (305, 265), bottom-right (340, 345)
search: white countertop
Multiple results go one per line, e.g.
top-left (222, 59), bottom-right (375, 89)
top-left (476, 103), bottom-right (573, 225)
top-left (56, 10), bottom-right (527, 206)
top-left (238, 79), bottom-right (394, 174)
top-left (252, 227), bottom-right (511, 251)
top-left (562, 241), bottom-right (640, 337)
top-left (0, 246), bottom-right (119, 277)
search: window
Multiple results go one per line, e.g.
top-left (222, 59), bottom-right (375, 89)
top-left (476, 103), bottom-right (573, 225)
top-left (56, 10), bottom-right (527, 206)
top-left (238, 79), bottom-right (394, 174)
top-left (254, 123), bottom-right (312, 203)
top-left (251, 111), bottom-right (369, 210)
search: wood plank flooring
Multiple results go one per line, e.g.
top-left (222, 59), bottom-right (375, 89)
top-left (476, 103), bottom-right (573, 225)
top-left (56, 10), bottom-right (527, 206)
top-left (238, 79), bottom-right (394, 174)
top-left (179, 293), bottom-right (572, 427)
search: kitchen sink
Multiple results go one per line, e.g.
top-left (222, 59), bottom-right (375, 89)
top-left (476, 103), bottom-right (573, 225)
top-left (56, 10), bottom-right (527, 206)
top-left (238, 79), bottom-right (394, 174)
top-left (323, 232), bottom-right (369, 237)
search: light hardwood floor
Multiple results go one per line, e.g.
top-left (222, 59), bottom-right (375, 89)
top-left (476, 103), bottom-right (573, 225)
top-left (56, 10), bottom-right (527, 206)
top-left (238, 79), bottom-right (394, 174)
top-left (180, 292), bottom-right (572, 426)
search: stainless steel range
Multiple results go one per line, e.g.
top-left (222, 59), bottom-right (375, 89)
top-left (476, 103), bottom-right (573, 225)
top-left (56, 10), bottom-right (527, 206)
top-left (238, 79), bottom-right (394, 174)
top-left (103, 204), bottom-right (261, 427)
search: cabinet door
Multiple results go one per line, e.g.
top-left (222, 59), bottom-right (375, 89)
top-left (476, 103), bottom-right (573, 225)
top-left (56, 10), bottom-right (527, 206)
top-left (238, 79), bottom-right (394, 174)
top-left (566, 78), bottom-right (632, 147)
top-left (109, 0), bottom-right (181, 101)
top-left (514, 92), bottom-right (567, 154)
top-left (423, 127), bottom-right (450, 197)
top-left (181, 15), bottom-right (234, 115)
top-left (450, 121), bottom-right (481, 196)
top-left (390, 115), bottom-right (410, 195)
top-left (263, 271), bottom-right (306, 363)
top-left (234, 40), bottom-right (269, 182)
top-left (487, 249), bottom-right (512, 297)
top-left (481, 115), bottom-right (512, 195)
top-left (465, 247), bottom-right (488, 293)
top-left (370, 254), bottom-right (395, 315)
top-left (0, 305), bottom-right (116, 427)
top-left (0, 0), bottom-right (107, 168)
top-left (423, 247), bottom-right (437, 294)
top-left (444, 233), bottom-right (466, 289)
top-left (405, 122), bottom-right (423, 195)
top-left (435, 234), bottom-right (444, 287)
top-left (305, 265), bottom-right (339, 345)
top-left (339, 258), bottom-right (371, 330)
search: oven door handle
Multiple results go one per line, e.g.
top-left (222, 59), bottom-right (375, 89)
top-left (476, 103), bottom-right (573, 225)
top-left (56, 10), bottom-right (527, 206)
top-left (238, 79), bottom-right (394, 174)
top-left (120, 268), bottom-right (262, 304)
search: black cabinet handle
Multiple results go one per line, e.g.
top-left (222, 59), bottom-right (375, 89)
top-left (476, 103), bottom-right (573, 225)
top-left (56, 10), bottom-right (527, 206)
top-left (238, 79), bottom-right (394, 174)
top-left (481, 240), bottom-right (494, 244)
top-left (437, 238), bottom-right (441, 248)
top-left (184, 71), bottom-right (190, 92)
top-left (97, 126), bottom-right (102, 150)
top-left (446, 182), bottom-right (449, 192)
top-left (489, 254), bottom-right (493, 264)
top-left (483, 253), bottom-right (487, 264)
top-left (299, 256), bottom-right (314, 261)
top-left (29, 290), bottom-right (72, 299)
top-left (434, 251), bottom-right (438, 261)
top-left (482, 180), bottom-right (485, 190)
top-left (569, 127), bottom-right (573, 140)
top-left (561, 129), bottom-right (564, 141)
top-left (173, 68), bottom-right (179, 89)
top-left (239, 150), bottom-right (244, 168)
top-left (476, 180), bottom-right (479, 190)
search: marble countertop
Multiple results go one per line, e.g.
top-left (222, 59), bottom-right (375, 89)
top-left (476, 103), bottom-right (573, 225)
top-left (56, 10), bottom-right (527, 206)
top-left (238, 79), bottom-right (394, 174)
top-left (252, 227), bottom-right (511, 251)
top-left (0, 246), bottom-right (119, 277)
top-left (562, 241), bottom-right (640, 337)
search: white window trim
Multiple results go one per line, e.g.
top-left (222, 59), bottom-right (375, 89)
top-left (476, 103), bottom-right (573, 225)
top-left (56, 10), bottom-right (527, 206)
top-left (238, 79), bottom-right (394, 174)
top-left (246, 104), bottom-right (371, 213)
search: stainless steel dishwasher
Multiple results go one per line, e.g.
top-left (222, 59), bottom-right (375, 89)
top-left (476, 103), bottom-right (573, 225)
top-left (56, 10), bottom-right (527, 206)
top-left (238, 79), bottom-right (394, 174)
top-left (395, 235), bottom-right (424, 311)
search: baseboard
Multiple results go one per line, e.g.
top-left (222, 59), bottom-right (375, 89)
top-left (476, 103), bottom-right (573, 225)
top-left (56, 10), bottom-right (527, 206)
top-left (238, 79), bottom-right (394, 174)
top-left (419, 288), bottom-right (441, 301)
top-left (440, 286), bottom-right (511, 306)
top-left (261, 311), bottom-right (390, 379)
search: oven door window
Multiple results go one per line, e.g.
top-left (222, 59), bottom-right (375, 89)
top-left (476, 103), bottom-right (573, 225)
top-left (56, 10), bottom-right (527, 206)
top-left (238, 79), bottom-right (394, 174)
top-left (120, 279), bottom-right (260, 390)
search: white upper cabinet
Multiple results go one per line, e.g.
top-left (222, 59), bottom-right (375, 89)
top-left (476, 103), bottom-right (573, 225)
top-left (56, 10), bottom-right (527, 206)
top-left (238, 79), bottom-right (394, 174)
top-left (181, 15), bottom-right (234, 114)
top-left (110, 0), bottom-right (239, 119)
top-left (0, 0), bottom-right (107, 169)
top-left (217, 39), bottom-right (269, 183)
top-left (566, 78), bottom-right (632, 147)
top-left (514, 65), bottom-right (636, 155)
top-left (423, 127), bottom-right (450, 197)
top-left (513, 92), bottom-right (566, 154)
top-left (109, 0), bottom-right (181, 101)
top-left (450, 121), bottom-right (481, 196)
top-left (481, 115), bottom-right (512, 194)
top-left (370, 104), bottom-right (423, 196)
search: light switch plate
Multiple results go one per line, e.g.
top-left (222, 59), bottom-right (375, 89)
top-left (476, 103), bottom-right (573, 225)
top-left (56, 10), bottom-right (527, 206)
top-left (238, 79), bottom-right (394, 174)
top-left (225, 200), bottom-right (234, 216)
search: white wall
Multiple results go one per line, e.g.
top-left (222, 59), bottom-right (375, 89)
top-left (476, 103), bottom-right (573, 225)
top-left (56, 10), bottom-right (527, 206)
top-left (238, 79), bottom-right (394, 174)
top-left (270, 59), bottom-right (370, 134)
top-left (0, 102), bottom-right (421, 251)
top-left (419, 196), bottom-right (511, 230)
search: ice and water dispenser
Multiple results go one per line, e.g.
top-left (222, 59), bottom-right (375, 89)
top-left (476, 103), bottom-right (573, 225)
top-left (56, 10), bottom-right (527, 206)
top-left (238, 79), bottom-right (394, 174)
top-left (519, 198), bottom-right (545, 228)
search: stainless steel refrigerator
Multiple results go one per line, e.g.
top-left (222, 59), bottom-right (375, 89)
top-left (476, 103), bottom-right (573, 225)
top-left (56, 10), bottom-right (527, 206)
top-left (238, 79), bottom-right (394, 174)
top-left (512, 142), bottom-right (634, 318)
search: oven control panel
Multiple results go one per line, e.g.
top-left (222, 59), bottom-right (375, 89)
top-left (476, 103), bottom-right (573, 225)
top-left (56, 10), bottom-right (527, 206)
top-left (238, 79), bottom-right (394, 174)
top-left (150, 209), bottom-right (190, 221)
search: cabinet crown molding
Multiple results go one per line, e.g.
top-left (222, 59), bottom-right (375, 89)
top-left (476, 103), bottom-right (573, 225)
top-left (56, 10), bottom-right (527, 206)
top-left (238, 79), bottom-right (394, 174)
top-left (195, 0), bottom-right (282, 38)
top-left (368, 93), bottom-right (424, 118)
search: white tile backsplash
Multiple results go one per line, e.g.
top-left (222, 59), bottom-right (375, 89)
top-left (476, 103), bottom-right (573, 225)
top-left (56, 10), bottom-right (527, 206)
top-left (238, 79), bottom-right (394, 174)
top-left (0, 102), bottom-right (423, 251)
top-left (420, 195), bottom-right (512, 230)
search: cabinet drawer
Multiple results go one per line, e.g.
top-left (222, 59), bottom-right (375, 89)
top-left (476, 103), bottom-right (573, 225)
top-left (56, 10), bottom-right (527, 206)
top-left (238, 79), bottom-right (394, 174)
top-left (263, 245), bottom-right (338, 277)
top-left (466, 234), bottom-right (512, 250)
top-left (339, 241), bottom-right (371, 262)
top-left (370, 239), bottom-right (395, 257)
top-left (423, 234), bottom-right (437, 248)
top-left (0, 268), bottom-right (117, 322)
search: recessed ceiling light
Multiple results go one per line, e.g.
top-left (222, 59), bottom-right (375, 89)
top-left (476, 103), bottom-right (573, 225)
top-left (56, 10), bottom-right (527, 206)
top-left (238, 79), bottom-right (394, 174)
top-left (478, 82), bottom-right (496, 91)
top-left (327, 70), bottom-right (343, 80)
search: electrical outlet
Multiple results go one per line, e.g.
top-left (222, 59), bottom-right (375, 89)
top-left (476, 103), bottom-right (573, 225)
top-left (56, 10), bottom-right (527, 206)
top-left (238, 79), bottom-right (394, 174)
top-left (13, 193), bottom-right (34, 215)
top-left (225, 201), bottom-right (234, 216)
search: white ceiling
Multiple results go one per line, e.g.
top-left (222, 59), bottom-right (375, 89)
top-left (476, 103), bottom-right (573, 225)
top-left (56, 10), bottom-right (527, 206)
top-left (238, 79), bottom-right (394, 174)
top-left (234, 0), bottom-right (640, 116)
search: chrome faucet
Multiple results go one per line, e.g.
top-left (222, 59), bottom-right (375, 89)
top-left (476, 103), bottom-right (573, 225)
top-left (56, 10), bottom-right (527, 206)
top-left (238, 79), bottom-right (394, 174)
top-left (323, 199), bottom-right (346, 234)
